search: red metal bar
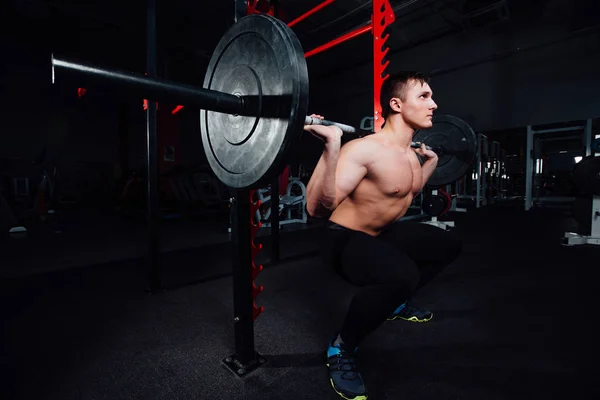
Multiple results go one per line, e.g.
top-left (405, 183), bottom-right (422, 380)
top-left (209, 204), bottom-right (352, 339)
top-left (305, 24), bottom-right (372, 58)
top-left (288, 0), bottom-right (336, 27)
top-left (169, 3), bottom-right (367, 113)
top-left (247, 0), bottom-right (259, 14)
top-left (373, 0), bottom-right (396, 132)
top-left (247, 0), bottom-right (276, 16)
top-left (171, 105), bottom-right (184, 114)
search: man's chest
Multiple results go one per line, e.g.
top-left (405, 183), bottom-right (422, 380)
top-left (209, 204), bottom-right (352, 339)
top-left (366, 150), bottom-right (423, 196)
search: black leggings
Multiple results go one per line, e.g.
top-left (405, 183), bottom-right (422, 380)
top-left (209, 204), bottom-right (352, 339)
top-left (322, 220), bottom-right (462, 349)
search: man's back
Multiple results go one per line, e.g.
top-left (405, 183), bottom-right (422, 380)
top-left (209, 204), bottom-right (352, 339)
top-left (329, 134), bottom-right (423, 236)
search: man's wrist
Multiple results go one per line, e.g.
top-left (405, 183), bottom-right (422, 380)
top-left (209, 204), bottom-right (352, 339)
top-left (324, 138), bottom-right (341, 150)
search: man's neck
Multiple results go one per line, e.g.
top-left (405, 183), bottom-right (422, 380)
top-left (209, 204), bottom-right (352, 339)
top-left (376, 116), bottom-right (415, 148)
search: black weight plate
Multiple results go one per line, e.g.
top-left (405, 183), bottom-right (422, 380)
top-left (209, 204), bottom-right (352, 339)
top-left (201, 14), bottom-right (309, 189)
top-left (414, 115), bottom-right (477, 187)
top-left (422, 194), bottom-right (448, 217)
top-left (572, 155), bottom-right (600, 196)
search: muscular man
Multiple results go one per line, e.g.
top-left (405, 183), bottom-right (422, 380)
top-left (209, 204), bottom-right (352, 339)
top-left (305, 71), bottom-right (462, 400)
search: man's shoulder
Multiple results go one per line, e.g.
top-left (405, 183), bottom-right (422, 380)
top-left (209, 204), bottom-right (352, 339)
top-left (342, 134), bottom-right (383, 152)
top-left (341, 135), bottom-right (383, 161)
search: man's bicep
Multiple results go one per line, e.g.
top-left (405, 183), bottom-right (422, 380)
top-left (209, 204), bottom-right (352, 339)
top-left (334, 146), bottom-right (367, 204)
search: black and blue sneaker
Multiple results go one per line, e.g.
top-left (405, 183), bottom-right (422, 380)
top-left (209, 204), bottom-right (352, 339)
top-left (387, 301), bottom-right (433, 322)
top-left (326, 335), bottom-right (368, 400)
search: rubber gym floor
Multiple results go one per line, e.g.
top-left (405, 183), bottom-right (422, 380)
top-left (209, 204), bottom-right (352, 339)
top-left (1, 205), bottom-right (596, 400)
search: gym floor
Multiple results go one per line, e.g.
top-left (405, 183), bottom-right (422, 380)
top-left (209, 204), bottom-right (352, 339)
top-left (1, 205), bottom-right (596, 400)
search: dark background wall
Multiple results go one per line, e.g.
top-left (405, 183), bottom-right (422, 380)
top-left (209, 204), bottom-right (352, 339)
top-left (309, 15), bottom-right (600, 134)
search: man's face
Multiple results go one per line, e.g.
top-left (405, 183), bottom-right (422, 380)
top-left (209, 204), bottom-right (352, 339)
top-left (390, 80), bottom-right (438, 130)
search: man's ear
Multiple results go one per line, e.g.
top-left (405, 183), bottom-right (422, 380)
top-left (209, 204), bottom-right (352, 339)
top-left (389, 97), bottom-right (402, 113)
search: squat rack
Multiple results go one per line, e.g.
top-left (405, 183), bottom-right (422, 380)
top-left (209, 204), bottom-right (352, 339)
top-left (222, 0), bottom-right (398, 377)
top-left (127, 0), bottom-right (398, 377)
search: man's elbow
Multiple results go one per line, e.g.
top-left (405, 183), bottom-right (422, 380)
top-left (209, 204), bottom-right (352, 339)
top-left (306, 206), bottom-right (321, 218)
top-left (307, 199), bottom-right (336, 218)
top-left (306, 204), bottom-right (322, 218)
top-left (320, 196), bottom-right (337, 210)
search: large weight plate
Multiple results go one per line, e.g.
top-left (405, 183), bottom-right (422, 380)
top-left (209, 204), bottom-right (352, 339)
top-left (572, 155), bottom-right (600, 195)
top-left (201, 14), bottom-right (309, 189)
top-left (421, 194), bottom-right (448, 217)
top-left (414, 115), bottom-right (477, 187)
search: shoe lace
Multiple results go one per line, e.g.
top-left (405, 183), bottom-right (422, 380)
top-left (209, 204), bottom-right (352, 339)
top-left (329, 351), bottom-right (360, 380)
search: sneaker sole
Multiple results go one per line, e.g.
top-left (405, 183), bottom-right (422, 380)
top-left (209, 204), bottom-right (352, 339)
top-left (329, 378), bottom-right (368, 400)
top-left (387, 313), bottom-right (433, 322)
top-left (325, 361), bottom-right (368, 400)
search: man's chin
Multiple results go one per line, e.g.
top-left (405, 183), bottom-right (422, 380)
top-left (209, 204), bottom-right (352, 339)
top-left (414, 121), bottom-right (433, 130)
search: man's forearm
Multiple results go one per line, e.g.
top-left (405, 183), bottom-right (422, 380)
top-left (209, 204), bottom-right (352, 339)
top-left (306, 200), bottom-right (334, 218)
top-left (421, 157), bottom-right (438, 184)
top-left (306, 146), bottom-right (340, 214)
top-left (320, 153), bottom-right (338, 207)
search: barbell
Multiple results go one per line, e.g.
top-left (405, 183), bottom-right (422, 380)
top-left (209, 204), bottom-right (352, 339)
top-left (51, 13), bottom-right (476, 189)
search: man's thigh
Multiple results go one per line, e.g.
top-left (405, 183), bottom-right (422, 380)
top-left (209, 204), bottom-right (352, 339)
top-left (379, 221), bottom-right (463, 266)
top-left (337, 230), bottom-right (420, 290)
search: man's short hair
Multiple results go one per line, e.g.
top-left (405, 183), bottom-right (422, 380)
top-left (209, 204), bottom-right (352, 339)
top-left (380, 71), bottom-right (430, 119)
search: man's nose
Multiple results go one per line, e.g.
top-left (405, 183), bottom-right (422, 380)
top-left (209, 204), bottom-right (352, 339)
top-left (431, 100), bottom-right (438, 110)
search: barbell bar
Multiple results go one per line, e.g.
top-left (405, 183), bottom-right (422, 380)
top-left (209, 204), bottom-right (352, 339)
top-left (52, 55), bottom-right (432, 151)
top-left (52, 54), bottom-right (249, 116)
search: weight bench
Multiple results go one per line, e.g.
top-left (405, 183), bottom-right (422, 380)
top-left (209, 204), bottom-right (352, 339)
top-left (256, 179), bottom-right (307, 228)
top-left (421, 216), bottom-right (455, 231)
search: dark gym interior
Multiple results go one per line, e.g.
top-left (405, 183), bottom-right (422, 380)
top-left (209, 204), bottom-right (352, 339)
top-left (1, 1), bottom-right (599, 399)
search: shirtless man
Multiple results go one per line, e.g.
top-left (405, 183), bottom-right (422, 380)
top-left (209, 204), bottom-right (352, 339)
top-left (305, 71), bottom-right (462, 400)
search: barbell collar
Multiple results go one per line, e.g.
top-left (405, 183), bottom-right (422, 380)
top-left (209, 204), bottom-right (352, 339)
top-left (51, 54), bottom-right (246, 115)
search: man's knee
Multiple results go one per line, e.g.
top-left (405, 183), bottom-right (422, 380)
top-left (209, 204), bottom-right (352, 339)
top-left (341, 259), bottom-right (420, 292)
top-left (354, 282), bottom-right (413, 310)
